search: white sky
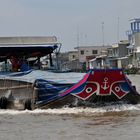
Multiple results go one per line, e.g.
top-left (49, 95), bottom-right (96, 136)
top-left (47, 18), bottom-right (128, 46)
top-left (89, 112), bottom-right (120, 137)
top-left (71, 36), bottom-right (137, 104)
top-left (0, 0), bottom-right (139, 51)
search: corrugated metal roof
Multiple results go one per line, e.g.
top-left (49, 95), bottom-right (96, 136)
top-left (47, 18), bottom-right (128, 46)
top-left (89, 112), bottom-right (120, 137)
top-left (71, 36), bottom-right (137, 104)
top-left (0, 36), bottom-right (57, 45)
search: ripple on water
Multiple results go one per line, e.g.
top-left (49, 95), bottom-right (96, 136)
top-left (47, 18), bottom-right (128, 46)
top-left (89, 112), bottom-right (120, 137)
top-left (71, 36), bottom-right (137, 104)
top-left (0, 103), bottom-right (140, 116)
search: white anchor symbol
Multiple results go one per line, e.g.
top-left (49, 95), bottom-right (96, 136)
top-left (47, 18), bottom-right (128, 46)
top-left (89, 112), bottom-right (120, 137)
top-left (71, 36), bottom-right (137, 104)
top-left (101, 77), bottom-right (109, 90)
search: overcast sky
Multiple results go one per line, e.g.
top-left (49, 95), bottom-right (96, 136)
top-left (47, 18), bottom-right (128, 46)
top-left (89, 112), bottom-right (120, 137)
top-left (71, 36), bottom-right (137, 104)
top-left (0, 0), bottom-right (139, 51)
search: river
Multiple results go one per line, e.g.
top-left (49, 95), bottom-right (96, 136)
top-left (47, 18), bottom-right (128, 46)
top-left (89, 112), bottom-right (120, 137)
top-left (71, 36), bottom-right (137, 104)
top-left (0, 74), bottom-right (140, 140)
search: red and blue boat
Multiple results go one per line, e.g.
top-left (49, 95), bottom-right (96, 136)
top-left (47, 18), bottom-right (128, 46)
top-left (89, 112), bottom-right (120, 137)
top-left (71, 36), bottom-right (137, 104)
top-left (0, 37), bottom-right (139, 110)
top-left (33, 68), bottom-right (140, 109)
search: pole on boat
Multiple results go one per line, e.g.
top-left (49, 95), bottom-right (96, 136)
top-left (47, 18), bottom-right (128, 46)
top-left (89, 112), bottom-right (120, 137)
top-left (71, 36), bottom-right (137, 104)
top-left (49, 53), bottom-right (53, 67)
top-left (4, 59), bottom-right (8, 71)
top-left (37, 56), bottom-right (41, 69)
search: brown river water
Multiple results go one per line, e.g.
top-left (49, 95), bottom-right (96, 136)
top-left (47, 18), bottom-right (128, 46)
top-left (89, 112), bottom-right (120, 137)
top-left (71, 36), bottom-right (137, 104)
top-left (0, 74), bottom-right (140, 140)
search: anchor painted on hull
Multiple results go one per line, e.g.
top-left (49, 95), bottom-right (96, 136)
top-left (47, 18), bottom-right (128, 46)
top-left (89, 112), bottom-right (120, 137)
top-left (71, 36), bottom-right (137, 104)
top-left (101, 77), bottom-right (109, 90)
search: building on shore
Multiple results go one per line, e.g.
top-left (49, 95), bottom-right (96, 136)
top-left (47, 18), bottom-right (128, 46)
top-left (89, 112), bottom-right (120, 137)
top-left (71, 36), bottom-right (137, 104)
top-left (58, 41), bottom-right (129, 71)
top-left (89, 41), bottom-right (129, 69)
top-left (108, 40), bottom-right (129, 68)
top-left (75, 45), bottom-right (110, 69)
top-left (56, 51), bottom-right (83, 72)
top-left (126, 18), bottom-right (140, 68)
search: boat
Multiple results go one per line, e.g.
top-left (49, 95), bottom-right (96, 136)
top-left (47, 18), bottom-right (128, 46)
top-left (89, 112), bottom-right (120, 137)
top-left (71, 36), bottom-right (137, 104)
top-left (0, 68), bottom-right (140, 110)
top-left (0, 36), bottom-right (60, 109)
top-left (0, 36), bottom-right (140, 110)
top-left (32, 69), bottom-right (140, 109)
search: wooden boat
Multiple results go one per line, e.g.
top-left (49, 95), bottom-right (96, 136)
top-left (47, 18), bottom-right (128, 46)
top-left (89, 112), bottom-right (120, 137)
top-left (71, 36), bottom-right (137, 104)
top-left (0, 68), bottom-right (139, 110)
top-left (0, 37), bottom-right (140, 110)
top-left (0, 36), bottom-right (60, 109)
top-left (33, 69), bottom-right (140, 109)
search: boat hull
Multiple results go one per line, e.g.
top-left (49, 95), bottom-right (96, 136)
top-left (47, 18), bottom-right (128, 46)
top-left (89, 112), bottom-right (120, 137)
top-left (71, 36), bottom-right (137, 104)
top-left (37, 91), bottom-right (140, 109)
top-left (34, 69), bottom-right (140, 109)
top-left (0, 69), bottom-right (140, 110)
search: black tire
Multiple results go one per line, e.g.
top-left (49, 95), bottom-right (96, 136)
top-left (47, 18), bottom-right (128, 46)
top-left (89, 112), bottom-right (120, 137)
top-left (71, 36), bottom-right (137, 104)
top-left (24, 99), bottom-right (32, 110)
top-left (0, 97), bottom-right (8, 109)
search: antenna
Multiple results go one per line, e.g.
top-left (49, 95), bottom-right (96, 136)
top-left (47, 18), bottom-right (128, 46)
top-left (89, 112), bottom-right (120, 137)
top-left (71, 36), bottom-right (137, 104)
top-left (117, 17), bottom-right (120, 43)
top-left (102, 22), bottom-right (104, 46)
top-left (84, 34), bottom-right (87, 45)
top-left (77, 26), bottom-right (79, 47)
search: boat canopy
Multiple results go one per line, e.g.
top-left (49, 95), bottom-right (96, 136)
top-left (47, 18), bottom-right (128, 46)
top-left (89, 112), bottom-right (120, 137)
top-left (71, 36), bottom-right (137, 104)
top-left (0, 36), bottom-right (60, 61)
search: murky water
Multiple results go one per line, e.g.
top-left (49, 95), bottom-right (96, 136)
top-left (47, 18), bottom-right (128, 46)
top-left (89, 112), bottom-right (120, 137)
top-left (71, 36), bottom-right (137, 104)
top-left (0, 74), bottom-right (140, 140)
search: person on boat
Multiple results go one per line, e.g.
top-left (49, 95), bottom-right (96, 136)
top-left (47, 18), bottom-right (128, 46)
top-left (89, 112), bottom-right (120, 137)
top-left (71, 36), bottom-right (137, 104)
top-left (20, 59), bottom-right (30, 72)
top-left (10, 56), bottom-right (20, 72)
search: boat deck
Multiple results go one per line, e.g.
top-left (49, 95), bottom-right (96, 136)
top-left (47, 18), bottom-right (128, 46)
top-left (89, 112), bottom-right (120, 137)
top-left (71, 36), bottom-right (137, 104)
top-left (0, 70), bottom-right (85, 84)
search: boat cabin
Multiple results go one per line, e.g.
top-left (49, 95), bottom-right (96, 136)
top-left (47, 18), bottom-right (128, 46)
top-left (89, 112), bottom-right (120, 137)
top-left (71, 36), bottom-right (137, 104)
top-left (0, 36), bottom-right (61, 72)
